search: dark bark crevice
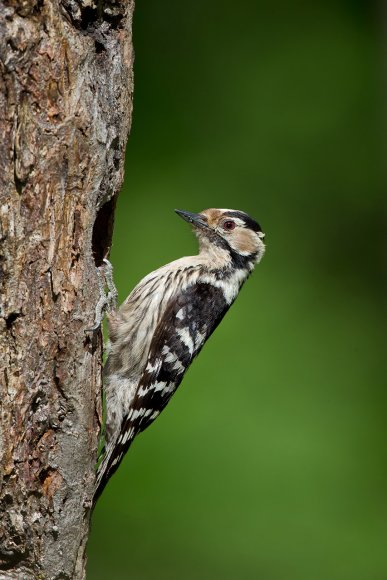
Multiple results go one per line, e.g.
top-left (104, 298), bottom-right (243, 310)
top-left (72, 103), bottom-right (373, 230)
top-left (92, 195), bottom-right (117, 266)
top-left (61, 0), bottom-right (126, 33)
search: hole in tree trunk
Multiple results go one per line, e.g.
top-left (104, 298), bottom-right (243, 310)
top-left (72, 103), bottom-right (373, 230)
top-left (92, 196), bottom-right (117, 266)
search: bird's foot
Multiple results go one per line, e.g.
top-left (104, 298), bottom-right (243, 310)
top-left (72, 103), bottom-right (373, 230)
top-left (86, 259), bottom-right (118, 332)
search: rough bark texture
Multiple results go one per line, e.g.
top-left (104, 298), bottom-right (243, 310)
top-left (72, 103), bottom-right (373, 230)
top-left (0, 0), bottom-right (134, 577)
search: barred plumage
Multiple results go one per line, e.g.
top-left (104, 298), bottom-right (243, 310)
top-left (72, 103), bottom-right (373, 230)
top-left (95, 208), bottom-right (265, 501)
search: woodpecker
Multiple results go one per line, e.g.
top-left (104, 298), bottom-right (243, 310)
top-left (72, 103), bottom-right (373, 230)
top-left (95, 208), bottom-right (265, 501)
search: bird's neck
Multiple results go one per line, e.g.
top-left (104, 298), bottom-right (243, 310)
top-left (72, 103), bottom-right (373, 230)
top-left (198, 239), bottom-right (256, 276)
top-left (198, 239), bottom-right (232, 269)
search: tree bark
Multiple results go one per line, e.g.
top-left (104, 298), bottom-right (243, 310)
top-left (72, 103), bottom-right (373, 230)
top-left (0, 0), bottom-right (134, 577)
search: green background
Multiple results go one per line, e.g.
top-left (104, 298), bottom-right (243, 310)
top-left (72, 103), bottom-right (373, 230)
top-left (88, 1), bottom-right (385, 579)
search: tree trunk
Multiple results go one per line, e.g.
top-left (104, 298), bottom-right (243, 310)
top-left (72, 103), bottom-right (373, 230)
top-left (0, 1), bottom-right (134, 577)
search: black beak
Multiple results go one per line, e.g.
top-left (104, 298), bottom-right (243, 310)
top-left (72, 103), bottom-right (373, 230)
top-left (175, 209), bottom-right (209, 230)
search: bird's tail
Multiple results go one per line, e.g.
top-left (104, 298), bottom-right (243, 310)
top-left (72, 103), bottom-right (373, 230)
top-left (93, 425), bottom-right (137, 506)
top-left (93, 444), bottom-right (114, 505)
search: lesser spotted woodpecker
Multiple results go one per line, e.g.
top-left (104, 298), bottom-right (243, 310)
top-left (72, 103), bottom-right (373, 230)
top-left (95, 208), bottom-right (265, 500)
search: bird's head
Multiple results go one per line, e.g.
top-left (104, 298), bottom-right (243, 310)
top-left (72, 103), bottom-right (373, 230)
top-left (175, 208), bottom-right (266, 267)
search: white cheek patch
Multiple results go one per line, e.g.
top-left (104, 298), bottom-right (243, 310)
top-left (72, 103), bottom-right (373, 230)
top-left (227, 230), bottom-right (263, 257)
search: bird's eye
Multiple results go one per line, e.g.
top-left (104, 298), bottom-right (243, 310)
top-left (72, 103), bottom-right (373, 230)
top-left (222, 220), bottom-right (235, 231)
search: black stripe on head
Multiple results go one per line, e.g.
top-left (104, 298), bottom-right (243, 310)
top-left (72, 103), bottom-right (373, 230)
top-left (228, 248), bottom-right (256, 272)
top-left (211, 247), bottom-right (256, 276)
top-left (223, 211), bottom-right (262, 233)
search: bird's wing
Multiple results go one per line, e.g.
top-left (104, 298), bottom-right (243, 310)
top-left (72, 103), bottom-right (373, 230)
top-left (95, 281), bottom-right (229, 499)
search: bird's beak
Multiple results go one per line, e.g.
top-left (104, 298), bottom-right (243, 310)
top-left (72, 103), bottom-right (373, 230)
top-left (175, 209), bottom-right (209, 230)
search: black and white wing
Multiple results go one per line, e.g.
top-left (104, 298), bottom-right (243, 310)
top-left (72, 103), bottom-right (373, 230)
top-left (95, 282), bottom-right (229, 498)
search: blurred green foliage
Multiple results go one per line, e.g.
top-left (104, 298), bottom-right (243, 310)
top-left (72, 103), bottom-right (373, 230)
top-left (88, 1), bottom-right (385, 578)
